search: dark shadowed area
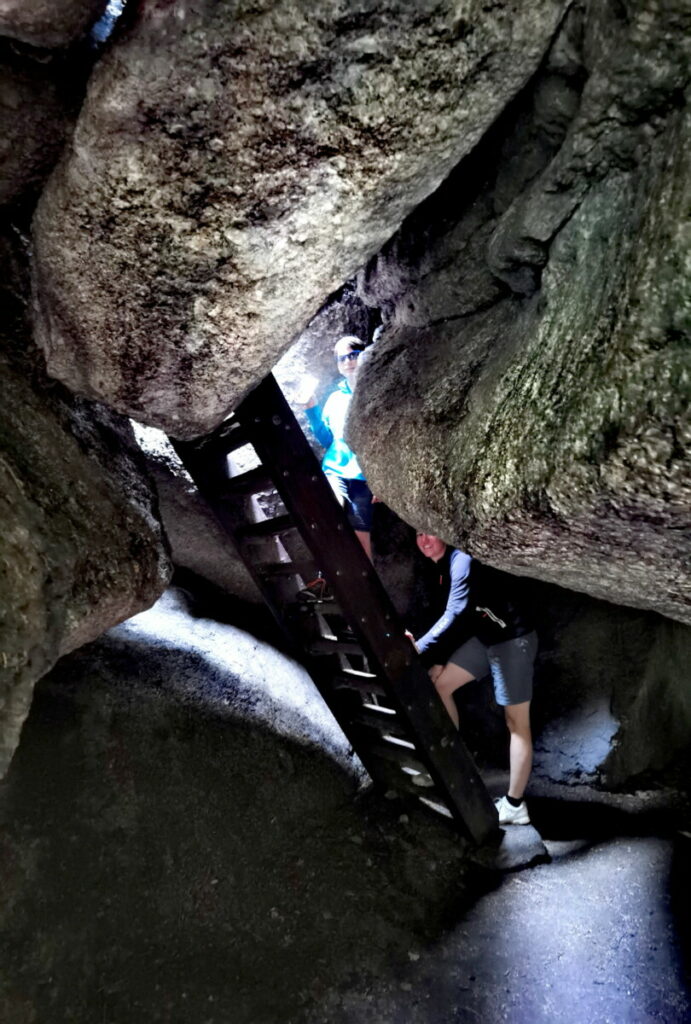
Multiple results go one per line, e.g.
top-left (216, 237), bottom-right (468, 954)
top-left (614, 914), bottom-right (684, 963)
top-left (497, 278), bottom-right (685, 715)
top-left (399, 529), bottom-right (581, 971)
top-left (0, 595), bottom-right (688, 1023)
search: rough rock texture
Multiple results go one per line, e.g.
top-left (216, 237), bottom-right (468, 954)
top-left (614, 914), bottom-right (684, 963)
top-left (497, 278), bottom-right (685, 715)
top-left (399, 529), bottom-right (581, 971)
top-left (133, 423), bottom-right (261, 603)
top-left (0, 39), bottom-right (83, 209)
top-left (350, 0), bottom-right (691, 623)
top-left (32, 0), bottom-right (567, 437)
top-left (531, 587), bottom-right (691, 788)
top-left (0, 0), bottom-right (107, 48)
top-left (0, 228), bottom-right (171, 777)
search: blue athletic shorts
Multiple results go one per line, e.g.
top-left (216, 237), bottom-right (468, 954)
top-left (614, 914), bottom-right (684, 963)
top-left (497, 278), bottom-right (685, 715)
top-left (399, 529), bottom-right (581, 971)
top-left (448, 632), bottom-right (537, 706)
top-left (325, 474), bottom-right (373, 532)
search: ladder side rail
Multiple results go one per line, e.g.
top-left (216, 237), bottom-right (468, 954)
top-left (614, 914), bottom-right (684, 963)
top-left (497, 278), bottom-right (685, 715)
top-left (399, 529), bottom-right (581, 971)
top-left (234, 375), bottom-right (498, 844)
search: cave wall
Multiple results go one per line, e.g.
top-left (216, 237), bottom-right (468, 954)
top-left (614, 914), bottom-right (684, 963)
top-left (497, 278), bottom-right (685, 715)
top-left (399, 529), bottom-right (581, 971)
top-left (348, 0), bottom-right (690, 625)
top-left (0, 228), bottom-right (171, 776)
top-left (0, 0), bottom-right (686, 793)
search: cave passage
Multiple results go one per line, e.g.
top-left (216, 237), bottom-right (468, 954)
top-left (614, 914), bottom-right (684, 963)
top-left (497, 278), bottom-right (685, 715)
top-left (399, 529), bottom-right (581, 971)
top-left (172, 372), bottom-right (500, 845)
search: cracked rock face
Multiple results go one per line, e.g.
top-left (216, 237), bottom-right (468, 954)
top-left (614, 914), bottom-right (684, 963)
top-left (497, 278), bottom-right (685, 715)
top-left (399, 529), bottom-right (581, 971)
top-left (349, 0), bottom-right (691, 623)
top-left (0, 230), bottom-right (171, 777)
top-left (32, 0), bottom-right (565, 438)
top-left (0, 0), bottom-right (107, 49)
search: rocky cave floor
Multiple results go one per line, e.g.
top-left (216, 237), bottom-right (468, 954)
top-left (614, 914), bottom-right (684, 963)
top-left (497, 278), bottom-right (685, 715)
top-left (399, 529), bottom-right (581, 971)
top-left (1, 593), bottom-right (689, 1024)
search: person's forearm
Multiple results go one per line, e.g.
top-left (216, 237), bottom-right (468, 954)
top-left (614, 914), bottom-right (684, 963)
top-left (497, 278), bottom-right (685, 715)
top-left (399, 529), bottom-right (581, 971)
top-left (416, 611), bottom-right (458, 665)
top-left (304, 405), bottom-right (333, 448)
top-left (416, 550), bottom-right (471, 665)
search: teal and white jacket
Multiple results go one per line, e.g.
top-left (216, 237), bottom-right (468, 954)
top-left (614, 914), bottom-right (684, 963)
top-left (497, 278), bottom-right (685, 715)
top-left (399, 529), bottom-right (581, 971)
top-left (305, 379), bottom-right (365, 480)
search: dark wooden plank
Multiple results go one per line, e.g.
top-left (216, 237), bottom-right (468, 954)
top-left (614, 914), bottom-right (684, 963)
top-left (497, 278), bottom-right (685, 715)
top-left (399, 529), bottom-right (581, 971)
top-left (255, 560), bottom-right (317, 580)
top-left (218, 466), bottom-right (275, 497)
top-left (332, 672), bottom-right (387, 696)
top-left (308, 638), bottom-right (364, 656)
top-left (352, 706), bottom-right (408, 738)
top-left (236, 513), bottom-right (295, 540)
top-left (362, 739), bottom-right (427, 774)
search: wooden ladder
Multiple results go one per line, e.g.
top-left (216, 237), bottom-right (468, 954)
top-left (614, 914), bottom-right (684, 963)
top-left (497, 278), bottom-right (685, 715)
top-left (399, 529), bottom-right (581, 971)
top-left (172, 373), bottom-right (498, 845)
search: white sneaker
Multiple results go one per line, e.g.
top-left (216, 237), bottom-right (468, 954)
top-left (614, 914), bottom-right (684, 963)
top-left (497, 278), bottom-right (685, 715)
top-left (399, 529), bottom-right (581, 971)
top-left (494, 795), bottom-right (530, 825)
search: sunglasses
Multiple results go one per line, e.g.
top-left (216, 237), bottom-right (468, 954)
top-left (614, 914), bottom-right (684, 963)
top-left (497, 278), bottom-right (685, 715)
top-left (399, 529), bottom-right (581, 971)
top-left (337, 351), bottom-right (361, 364)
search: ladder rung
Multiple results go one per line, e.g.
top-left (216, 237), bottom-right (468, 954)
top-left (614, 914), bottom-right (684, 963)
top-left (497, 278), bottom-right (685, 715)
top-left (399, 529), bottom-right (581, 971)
top-left (214, 420), bottom-right (251, 455)
top-left (256, 561), bottom-right (317, 579)
top-left (295, 600), bottom-right (343, 616)
top-left (368, 756), bottom-right (442, 799)
top-left (332, 673), bottom-right (387, 696)
top-left (218, 466), bottom-right (275, 497)
top-left (186, 419), bottom-right (248, 459)
top-left (417, 795), bottom-right (454, 819)
top-left (237, 514), bottom-right (295, 540)
top-left (352, 707), bottom-right (408, 737)
top-left (308, 638), bottom-right (363, 656)
top-left (364, 739), bottom-right (427, 774)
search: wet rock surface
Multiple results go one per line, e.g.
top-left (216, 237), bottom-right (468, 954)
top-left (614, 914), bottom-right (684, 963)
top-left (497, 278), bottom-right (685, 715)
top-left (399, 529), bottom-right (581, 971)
top-left (349, 0), bottom-right (691, 624)
top-left (31, 0), bottom-right (565, 436)
top-left (0, 229), bottom-right (170, 777)
top-left (0, 593), bottom-right (688, 1023)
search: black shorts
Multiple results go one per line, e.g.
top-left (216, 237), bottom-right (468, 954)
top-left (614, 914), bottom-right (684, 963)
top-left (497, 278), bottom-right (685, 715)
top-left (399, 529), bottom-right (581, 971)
top-left (449, 632), bottom-right (537, 706)
top-left (326, 474), bottom-right (373, 532)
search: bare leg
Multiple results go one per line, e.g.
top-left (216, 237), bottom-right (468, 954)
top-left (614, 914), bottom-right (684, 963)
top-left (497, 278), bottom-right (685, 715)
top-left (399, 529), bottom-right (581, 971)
top-left (355, 529), bottom-right (372, 561)
top-left (503, 701), bottom-right (532, 799)
top-left (432, 663), bottom-right (475, 728)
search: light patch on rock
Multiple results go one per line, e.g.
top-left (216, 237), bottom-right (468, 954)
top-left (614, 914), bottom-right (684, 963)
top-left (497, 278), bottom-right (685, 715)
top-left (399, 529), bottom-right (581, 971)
top-left (114, 588), bottom-right (366, 780)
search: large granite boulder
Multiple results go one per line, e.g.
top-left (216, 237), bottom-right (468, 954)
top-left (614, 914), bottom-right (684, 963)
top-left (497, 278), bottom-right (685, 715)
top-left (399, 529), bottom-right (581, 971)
top-left (32, 0), bottom-right (566, 438)
top-left (349, 1), bottom-right (691, 623)
top-left (0, 0), bottom-right (107, 49)
top-left (0, 229), bottom-right (171, 777)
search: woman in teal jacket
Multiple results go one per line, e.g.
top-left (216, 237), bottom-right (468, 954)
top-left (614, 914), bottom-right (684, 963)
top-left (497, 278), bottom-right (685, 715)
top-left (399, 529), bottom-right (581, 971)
top-left (302, 336), bottom-right (374, 558)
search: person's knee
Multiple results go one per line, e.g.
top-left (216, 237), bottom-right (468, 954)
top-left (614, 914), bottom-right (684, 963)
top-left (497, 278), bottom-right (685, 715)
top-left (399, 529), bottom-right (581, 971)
top-left (435, 664), bottom-right (474, 697)
top-left (434, 668), bottom-right (459, 698)
top-left (504, 702), bottom-right (531, 735)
